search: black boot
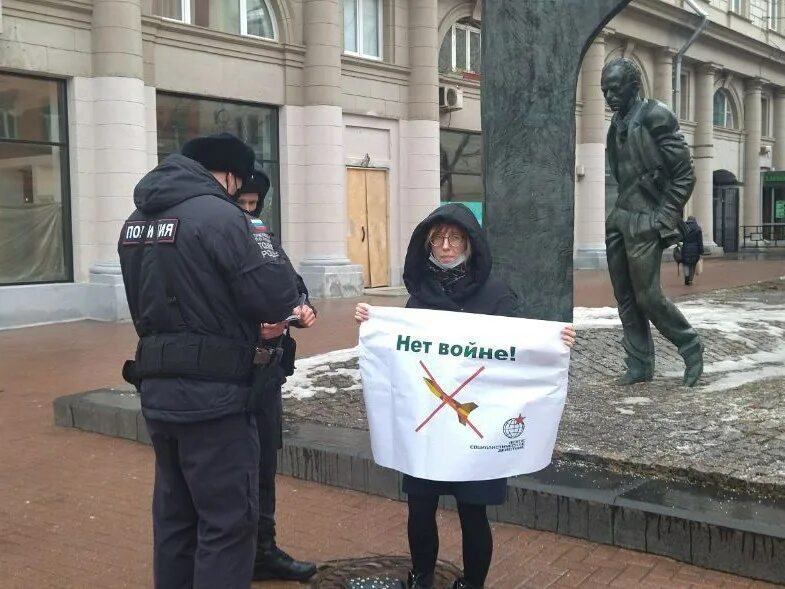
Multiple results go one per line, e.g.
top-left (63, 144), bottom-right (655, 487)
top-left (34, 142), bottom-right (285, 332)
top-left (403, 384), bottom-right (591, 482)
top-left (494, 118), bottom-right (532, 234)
top-left (452, 578), bottom-right (483, 589)
top-left (407, 570), bottom-right (434, 589)
top-left (253, 538), bottom-right (317, 582)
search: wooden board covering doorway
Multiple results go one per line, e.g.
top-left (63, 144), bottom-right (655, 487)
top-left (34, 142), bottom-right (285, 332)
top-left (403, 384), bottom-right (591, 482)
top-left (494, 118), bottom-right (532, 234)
top-left (346, 168), bottom-right (389, 288)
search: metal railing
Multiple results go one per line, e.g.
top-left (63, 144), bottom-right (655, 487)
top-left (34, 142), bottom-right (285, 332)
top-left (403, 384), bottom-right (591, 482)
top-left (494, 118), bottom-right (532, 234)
top-left (741, 224), bottom-right (785, 248)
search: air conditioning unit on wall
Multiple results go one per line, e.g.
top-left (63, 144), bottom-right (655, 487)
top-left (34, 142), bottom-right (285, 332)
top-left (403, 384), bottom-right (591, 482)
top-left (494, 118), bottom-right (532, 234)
top-left (439, 86), bottom-right (464, 111)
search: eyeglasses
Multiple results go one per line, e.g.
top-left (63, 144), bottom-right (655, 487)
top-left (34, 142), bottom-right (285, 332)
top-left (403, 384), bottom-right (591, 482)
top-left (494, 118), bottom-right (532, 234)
top-left (429, 233), bottom-right (465, 247)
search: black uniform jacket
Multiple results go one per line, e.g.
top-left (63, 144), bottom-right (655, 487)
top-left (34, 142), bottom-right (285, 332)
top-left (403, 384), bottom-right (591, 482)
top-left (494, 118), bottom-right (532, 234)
top-left (118, 154), bottom-right (299, 423)
top-left (401, 203), bottom-right (518, 505)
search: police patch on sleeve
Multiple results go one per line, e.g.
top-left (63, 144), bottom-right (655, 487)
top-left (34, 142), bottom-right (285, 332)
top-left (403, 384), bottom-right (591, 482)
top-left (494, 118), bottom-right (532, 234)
top-left (247, 217), bottom-right (279, 259)
top-left (121, 219), bottom-right (179, 246)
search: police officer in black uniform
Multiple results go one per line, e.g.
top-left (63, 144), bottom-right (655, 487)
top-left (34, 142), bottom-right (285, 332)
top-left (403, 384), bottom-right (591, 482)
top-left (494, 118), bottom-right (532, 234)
top-left (236, 165), bottom-right (318, 582)
top-left (118, 133), bottom-right (301, 589)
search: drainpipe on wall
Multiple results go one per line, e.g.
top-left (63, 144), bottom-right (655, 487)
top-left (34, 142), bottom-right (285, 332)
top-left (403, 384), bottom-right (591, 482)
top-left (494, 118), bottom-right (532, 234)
top-left (673, 0), bottom-right (709, 113)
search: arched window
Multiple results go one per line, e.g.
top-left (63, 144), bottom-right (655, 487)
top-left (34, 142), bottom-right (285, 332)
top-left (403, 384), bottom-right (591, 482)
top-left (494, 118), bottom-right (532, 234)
top-left (245, 0), bottom-right (277, 39)
top-left (439, 19), bottom-right (481, 75)
top-left (713, 89), bottom-right (737, 129)
top-left (152, 0), bottom-right (278, 40)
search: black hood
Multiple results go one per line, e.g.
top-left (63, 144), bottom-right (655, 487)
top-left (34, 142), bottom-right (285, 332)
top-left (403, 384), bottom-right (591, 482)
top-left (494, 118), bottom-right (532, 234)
top-left (403, 203), bottom-right (491, 301)
top-left (684, 218), bottom-right (700, 236)
top-left (133, 154), bottom-right (233, 214)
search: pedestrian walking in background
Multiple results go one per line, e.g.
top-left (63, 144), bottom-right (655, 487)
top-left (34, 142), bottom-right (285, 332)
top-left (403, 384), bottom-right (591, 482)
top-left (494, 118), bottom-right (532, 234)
top-left (681, 215), bottom-right (705, 286)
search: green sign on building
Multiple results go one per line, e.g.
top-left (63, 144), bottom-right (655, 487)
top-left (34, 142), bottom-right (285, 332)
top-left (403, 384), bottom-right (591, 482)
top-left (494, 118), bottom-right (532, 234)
top-left (776, 200), bottom-right (785, 221)
top-left (763, 171), bottom-right (785, 186)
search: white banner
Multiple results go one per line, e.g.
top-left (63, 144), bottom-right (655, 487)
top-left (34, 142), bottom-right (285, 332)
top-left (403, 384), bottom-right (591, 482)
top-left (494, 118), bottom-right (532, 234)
top-left (359, 306), bottom-right (570, 481)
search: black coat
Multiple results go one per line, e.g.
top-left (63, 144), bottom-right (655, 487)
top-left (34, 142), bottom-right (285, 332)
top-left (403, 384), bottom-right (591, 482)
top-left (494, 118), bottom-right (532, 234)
top-left (401, 203), bottom-right (518, 505)
top-left (681, 220), bottom-right (704, 266)
top-left (118, 154), bottom-right (300, 423)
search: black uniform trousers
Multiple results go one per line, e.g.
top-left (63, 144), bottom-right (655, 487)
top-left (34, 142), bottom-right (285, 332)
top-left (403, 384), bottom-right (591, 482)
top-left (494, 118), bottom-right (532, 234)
top-left (256, 382), bottom-right (283, 543)
top-left (146, 413), bottom-right (260, 589)
top-left (606, 207), bottom-right (699, 372)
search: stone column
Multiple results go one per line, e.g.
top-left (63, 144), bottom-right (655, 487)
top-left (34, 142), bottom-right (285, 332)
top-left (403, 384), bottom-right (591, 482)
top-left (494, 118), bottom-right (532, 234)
top-left (574, 33), bottom-right (607, 269)
top-left (84, 0), bottom-right (147, 320)
top-left (653, 48), bottom-right (674, 107)
top-left (401, 0), bottom-right (440, 269)
top-left (773, 88), bottom-right (785, 170)
top-left (743, 78), bottom-right (763, 227)
top-left (296, 0), bottom-right (363, 297)
top-left (692, 63), bottom-right (718, 249)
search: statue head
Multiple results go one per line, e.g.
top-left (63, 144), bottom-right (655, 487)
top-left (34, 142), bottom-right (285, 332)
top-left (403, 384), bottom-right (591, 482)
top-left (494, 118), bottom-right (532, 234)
top-left (601, 57), bottom-right (642, 115)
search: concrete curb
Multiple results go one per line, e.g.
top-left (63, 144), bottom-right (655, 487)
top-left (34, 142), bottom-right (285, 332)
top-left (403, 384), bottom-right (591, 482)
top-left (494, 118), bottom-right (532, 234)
top-left (54, 389), bottom-right (785, 584)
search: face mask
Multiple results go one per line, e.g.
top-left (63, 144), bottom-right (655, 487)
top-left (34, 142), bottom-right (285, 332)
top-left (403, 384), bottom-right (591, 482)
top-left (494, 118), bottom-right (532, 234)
top-left (429, 253), bottom-right (466, 270)
top-left (225, 173), bottom-right (242, 199)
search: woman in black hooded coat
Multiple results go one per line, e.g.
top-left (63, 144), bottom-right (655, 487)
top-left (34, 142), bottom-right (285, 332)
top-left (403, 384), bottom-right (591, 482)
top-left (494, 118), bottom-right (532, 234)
top-left (356, 203), bottom-right (575, 589)
top-left (680, 216), bottom-right (704, 285)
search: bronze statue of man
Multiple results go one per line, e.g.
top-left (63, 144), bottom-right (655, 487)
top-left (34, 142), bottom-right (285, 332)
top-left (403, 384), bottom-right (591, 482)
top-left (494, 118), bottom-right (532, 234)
top-left (601, 57), bottom-right (703, 387)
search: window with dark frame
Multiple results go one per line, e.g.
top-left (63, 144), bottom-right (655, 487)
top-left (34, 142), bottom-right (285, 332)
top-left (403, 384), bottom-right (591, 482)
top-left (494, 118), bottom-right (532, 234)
top-left (156, 92), bottom-right (282, 236)
top-left (0, 72), bottom-right (72, 285)
top-left (713, 89), bottom-right (736, 129)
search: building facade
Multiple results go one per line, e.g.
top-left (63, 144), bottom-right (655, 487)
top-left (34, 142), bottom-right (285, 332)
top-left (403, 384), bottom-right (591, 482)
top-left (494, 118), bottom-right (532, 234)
top-left (0, 0), bottom-right (784, 328)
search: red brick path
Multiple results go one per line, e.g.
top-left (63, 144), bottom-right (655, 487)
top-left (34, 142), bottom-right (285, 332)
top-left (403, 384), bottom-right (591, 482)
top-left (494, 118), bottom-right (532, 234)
top-left (1, 257), bottom-right (783, 588)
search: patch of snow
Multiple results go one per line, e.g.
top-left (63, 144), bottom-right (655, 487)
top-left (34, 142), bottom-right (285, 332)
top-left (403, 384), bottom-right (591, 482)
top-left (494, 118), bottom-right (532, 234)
top-left (701, 365), bottom-right (785, 393)
top-left (282, 347), bottom-right (359, 400)
top-left (663, 342), bottom-right (785, 392)
top-left (619, 397), bottom-right (652, 405)
top-left (574, 300), bottom-right (785, 337)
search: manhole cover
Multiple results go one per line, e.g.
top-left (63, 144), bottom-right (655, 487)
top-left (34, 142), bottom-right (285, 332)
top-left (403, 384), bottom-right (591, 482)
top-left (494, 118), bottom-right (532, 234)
top-left (308, 555), bottom-right (461, 588)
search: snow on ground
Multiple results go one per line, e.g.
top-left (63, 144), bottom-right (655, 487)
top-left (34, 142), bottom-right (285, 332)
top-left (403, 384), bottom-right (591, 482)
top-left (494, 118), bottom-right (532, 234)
top-left (285, 298), bottom-right (785, 398)
top-left (282, 347), bottom-right (359, 400)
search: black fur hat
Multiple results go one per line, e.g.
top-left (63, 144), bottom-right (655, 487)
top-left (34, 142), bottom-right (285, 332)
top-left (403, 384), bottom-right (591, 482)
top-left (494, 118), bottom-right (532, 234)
top-left (242, 164), bottom-right (271, 198)
top-left (181, 133), bottom-right (255, 179)
top-left (241, 164), bottom-right (272, 217)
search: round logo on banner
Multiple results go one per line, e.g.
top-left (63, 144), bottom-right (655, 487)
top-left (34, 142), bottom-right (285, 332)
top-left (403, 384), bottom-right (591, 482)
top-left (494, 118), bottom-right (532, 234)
top-left (502, 414), bottom-right (526, 439)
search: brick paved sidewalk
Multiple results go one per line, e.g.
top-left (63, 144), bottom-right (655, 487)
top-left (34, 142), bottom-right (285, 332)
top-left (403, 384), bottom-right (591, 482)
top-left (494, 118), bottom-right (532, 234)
top-left (1, 327), bottom-right (780, 587)
top-left (2, 257), bottom-right (784, 588)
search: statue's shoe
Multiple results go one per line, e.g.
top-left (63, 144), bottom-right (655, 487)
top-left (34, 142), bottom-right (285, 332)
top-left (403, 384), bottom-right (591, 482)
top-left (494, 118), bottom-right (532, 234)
top-left (681, 340), bottom-right (704, 387)
top-left (616, 370), bottom-right (653, 385)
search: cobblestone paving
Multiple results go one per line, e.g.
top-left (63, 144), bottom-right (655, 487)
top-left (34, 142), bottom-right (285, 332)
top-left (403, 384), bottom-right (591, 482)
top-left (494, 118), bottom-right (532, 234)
top-left (283, 282), bottom-right (785, 495)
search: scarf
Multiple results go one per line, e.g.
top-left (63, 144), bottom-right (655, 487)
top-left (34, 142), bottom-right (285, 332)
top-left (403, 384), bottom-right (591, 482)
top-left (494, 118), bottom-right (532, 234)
top-left (426, 258), bottom-right (468, 294)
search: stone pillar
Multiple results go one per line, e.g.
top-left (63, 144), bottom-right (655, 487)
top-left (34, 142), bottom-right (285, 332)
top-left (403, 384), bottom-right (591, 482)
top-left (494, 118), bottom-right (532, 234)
top-left (773, 88), bottom-right (785, 170)
top-left (692, 63), bottom-right (718, 250)
top-left (743, 78), bottom-right (763, 227)
top-left (84, 0), bottom-right (147, 320)
top-left (401, 0), bottom-right (440, 265)
top-left (297, 0), bottom-right (363, 297)
top-left (574, 33), bottom-right (607, 269)
top-left (654, 48), bottom-right (674, 107)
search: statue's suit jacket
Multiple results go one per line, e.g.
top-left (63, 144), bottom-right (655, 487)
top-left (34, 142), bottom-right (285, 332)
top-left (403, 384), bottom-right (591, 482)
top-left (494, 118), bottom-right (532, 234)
top-left (606, 99), bottom-right (696, 247)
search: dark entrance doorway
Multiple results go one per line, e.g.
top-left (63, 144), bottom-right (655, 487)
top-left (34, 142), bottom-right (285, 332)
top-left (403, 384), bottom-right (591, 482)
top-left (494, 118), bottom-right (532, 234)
top-left (713, 170), bottom-right (739, 253)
